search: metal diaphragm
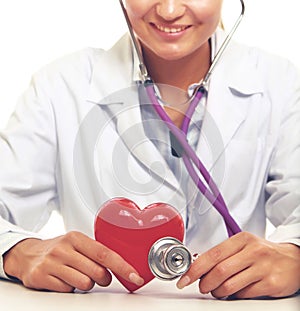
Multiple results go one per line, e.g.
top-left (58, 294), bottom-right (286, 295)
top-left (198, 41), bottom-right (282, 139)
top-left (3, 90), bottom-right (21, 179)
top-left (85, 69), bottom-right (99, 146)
top-left (148, 237), bottom-right (192, 280)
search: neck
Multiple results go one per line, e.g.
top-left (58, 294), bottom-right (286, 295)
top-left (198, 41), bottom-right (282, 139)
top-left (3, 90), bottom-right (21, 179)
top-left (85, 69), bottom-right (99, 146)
top-left (141, 42), bottom-right (211, 128)
top-left (142, 41), bottom-right (211, 92)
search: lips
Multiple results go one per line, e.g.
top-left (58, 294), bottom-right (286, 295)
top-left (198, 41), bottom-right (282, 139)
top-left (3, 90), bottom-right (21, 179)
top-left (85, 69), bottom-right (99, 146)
top-left (151, 23), bottom-right (191, 34)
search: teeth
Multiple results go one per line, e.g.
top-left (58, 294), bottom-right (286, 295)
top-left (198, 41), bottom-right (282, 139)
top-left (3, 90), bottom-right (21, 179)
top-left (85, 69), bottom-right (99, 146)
top-left (155, 24), bottom-right (187, 33)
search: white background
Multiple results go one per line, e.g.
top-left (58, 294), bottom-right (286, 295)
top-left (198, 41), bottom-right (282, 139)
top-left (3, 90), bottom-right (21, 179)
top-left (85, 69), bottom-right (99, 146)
top-left (0, 0), bottom-right (299, 235)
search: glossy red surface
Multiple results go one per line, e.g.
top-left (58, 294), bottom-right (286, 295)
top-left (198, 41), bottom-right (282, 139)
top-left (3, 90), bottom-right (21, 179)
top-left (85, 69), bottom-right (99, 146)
top-left (94, 197), bottom-right (184, 292)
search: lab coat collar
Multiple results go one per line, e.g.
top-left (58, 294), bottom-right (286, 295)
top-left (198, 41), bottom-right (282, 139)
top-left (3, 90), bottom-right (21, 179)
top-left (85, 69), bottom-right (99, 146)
top-left (87, 29), bottom-right (263, 104)
top-left (86, 34), bottom-right (138, 103)
top-left (214, 28), bottom-right (264, 95)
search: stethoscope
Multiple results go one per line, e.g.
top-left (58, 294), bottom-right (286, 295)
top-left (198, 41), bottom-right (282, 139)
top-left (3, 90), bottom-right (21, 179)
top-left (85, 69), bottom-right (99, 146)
top-left (119, 0), bottom-right (245, 281)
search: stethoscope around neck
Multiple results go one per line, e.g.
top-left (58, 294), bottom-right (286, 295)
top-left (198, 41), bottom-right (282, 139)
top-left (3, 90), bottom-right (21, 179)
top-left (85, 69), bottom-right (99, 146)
top-left (119, 0), bottom-right (246, 279)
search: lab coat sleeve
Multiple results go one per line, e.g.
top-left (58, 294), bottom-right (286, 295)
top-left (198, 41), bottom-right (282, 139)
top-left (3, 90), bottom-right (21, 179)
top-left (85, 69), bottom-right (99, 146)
top-left (265, 61), bottom-right (300, 246)
top-left (0, 71), bottom-right (58, 279)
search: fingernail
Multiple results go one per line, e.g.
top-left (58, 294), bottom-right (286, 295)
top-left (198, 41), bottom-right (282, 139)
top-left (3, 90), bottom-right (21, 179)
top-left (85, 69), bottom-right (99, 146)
top-left (129, 273), bottom-right (144, 286)
top-left (176, 276), bottom-right (191, 289)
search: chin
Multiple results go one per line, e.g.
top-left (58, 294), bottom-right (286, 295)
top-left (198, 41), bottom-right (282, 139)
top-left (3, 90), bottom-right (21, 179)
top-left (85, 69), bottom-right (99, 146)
top-left (152, 48), bottom-right (191, 62)
top-left (142, 40), bottom-right (203, 62)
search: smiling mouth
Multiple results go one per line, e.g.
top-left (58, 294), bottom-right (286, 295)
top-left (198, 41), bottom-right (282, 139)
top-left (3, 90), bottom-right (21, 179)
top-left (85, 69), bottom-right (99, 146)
top-left (152, 23), bottom-right (191, 34)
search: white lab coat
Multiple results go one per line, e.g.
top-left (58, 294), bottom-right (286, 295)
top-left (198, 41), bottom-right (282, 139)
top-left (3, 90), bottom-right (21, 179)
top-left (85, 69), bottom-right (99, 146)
top-left (0, 30), bottom-right (300, 278)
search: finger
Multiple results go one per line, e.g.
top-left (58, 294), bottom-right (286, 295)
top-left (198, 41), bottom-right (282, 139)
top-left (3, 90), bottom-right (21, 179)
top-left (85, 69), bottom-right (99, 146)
top-left (50, 265), bottom-right (95, 292)
top-left (68, 232), bottom-right (144, 286)
top-left (233, 281), bottom-right (270, 299)
top-left (199, 248), bottom-right (253, 294)
top-left (64, 251), bottom-right (112, 287)
top-left (233, 274), bottom-right (295, 299)
top-left (23, 273), bottom-right (75, 293)
top-left (43, 275), bottom-right (76, 293)
top-left (177, 232), bottom-right (251, 288)
top-left (209, 266), bottom-right (262, 298)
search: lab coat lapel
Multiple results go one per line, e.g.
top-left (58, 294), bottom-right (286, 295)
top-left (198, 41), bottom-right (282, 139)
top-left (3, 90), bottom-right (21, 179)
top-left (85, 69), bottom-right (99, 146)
top-left (112, 85), bottom-right (181, 191)
top-left (197, 82), bottom-right (247, 168)
top-left (86, 35), bottom-right (181, 191)
top-left (195, 37), bottom-right (264, 173)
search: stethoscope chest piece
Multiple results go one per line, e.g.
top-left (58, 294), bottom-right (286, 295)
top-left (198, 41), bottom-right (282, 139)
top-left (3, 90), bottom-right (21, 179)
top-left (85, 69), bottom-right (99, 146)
top-left (148, 237), bottom-right (192, 280)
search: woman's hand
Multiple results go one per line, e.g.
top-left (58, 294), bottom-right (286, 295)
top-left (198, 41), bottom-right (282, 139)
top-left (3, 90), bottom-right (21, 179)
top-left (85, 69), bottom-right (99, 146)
top-left (176, 232), bottom-right (300, 299)
top-left (3, 231), bottom-right (144, 292)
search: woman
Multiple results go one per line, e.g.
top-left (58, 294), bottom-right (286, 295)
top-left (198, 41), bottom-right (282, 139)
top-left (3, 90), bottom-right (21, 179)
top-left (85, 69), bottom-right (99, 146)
top-left (1, 0), bottom-right (299, 298)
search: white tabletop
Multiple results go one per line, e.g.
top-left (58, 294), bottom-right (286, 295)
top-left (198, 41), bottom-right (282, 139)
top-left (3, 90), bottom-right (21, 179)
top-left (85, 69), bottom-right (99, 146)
top-left (1, 277), bottom-right (299, 311)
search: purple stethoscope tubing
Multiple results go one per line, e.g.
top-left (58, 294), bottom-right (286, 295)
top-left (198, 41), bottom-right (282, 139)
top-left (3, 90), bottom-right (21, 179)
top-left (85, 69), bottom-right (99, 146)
top-left (145, 83), bottom-right (241, 237)
top-left (119, 0), bottom-right (246, 237)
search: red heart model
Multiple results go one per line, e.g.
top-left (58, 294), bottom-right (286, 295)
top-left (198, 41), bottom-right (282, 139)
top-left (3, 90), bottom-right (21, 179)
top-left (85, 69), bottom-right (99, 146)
top-left (94, 197), bottom-right (184, 292)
